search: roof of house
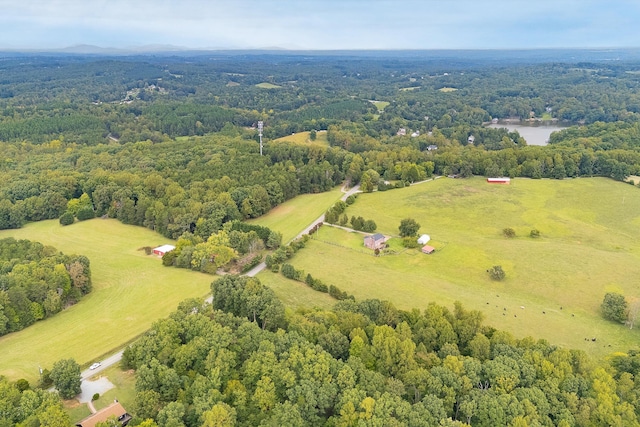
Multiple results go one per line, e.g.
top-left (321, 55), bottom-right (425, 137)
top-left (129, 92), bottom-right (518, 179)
top-left (422, 245), bottom-right (435, 253)
top-left (76, 402), bottom-right (130, 427)
top-left (366, 233), bottom-right (385, 241)
top-left (154, 244), bottom-right (176, 253)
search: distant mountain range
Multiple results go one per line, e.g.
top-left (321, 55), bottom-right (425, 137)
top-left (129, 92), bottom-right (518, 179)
top-left (2, 45), bottom-right (640, 63)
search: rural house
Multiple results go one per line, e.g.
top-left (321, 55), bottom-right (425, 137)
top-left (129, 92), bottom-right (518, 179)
top-left (153, 244), bottom-right (175, 257)
top-left (364, 233), bottom-right (386, 250)
top-left (76, 402), bottom-right (132, 427)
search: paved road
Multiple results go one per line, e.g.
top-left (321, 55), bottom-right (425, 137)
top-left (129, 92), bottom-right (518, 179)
top-left (79, 183), bottom-right (362, 381)
top-left (80, 350), bottom-right (124, 380)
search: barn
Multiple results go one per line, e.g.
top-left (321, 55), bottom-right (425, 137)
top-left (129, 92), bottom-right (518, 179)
top-left (421, 245), bottom-right (436, 254)
top-left (487, 177), bottom-right (511, 184)
top-left (153, 244), bottom-right (176, 257)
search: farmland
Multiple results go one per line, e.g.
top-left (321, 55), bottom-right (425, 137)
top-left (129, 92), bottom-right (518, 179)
top-left (0, 219), bottom-right (213, 383)
top-left (248, 185), bottom-right (344, 243)
top-left (258, 177), bottom-right (640, 358)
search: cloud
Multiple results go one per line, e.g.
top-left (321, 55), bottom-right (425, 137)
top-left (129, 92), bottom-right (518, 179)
top-left (1, 0), bottom-right (639, 49)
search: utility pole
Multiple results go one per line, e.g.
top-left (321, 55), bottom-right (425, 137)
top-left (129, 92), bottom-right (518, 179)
top-left (258, 121), bottom-right (264, 156)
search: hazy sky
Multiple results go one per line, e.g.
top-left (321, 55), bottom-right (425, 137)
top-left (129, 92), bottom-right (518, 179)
top-left (1, 0), bottom-right (640, 50)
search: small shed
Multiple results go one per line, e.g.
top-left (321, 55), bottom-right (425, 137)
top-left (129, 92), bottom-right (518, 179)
top-left (76, 402), bottom-right (132, 427)
top-left (417, 234), bottom-right (431, 245)
top-left (364, 233), bottom-right (386, 250)
top-left (487, 177), bottom-right (510, 184)
top-left (421, 245), bottom-right (436, 254)
top-left (153, 244), bottom-right (176, 257)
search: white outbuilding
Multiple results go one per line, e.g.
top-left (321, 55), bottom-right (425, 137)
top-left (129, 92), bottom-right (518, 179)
top-left (153, 244), bottom-right (176, 257)
top-left (417, 234), bottom-right (431, 245)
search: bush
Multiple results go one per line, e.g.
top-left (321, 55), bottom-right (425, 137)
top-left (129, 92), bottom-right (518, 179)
top-left (16, 379), bottom-right (30, 392)
top-left (345, 194), bottom-right (357, 205)
top-left (362, 220), bottom-right (377, 233)
top-left (76, 206), bottom-right (95, 221)
top-left (503, 228), bottom-right (516, 238)
top-left (281, 263), bottom-right (297, 280)
top-left (329, 285), bottom-right (353, 300)
top-left (162, 250), bottom-right (177, 266)
top-left (241, 255), bottom-right (263, 273)
top-left (59, 211), bottom-right (74, 226)
top-left (402, 237), bottom-right (420, 248)
top-left (92, 393), bottom-right (100, 401)
top-left (530, 229), bottom-right (541, 238)
top-left (488, 265), bottom-right (506, 281)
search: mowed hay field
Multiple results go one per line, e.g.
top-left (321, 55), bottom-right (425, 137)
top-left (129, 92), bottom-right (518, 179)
top-left (272, 130), bottom-right (330, 146)
top-left (0, 219), bottom-right (213, 383)
top-left (248, 185), bottom-right (344, 243)
top-left (267, 177), bottom-right (640, 358)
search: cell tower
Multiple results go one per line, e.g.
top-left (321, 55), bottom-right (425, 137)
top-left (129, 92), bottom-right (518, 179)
top-left (258, 121), bottom-right (264, 156)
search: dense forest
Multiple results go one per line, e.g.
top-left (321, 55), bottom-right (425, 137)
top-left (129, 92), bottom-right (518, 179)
top-left (0, 238), bottom-right (92, 336)
top-left (2, 54), bottom-right (640, 242)
top-left (117, 276), bottom-right (640, 427)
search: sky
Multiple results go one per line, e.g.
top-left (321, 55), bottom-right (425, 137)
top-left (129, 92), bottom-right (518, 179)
top-left (1, 0), bottom-right (640, 51)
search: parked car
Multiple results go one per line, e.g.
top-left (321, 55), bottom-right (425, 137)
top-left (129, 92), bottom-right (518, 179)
top-left (89, 362), bottom-right (101, 370)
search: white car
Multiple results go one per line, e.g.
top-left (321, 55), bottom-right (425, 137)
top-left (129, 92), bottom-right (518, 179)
top-left (89, 362), bottom-right (101, 370)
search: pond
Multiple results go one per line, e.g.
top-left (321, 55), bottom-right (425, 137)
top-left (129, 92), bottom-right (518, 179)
top-left (486, 122), bottom-right (569, 146)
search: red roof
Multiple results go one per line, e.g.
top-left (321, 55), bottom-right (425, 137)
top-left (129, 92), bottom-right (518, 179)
top-left (421, 245), bottom-right (435, 254)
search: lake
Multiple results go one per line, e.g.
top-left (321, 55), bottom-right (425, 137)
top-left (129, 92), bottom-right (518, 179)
top-left (486, 122), bottom-right (568, 146)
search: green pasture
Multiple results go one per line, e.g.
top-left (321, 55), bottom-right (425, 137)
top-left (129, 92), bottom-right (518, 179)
top-left (248, 186), bottom-right (344, 243)
top-left (255, 82), bottom-right (282, 89)
top-left (0, 219), bottom-right (213, 383)
top-left (369, 100), bottom-right (390, 112)
top-left (257, 270), bottom-right (335, 311)
top-left (272, 130), bottom-right (329, 146)
top-left (274, 177), bottom-right (640, 358)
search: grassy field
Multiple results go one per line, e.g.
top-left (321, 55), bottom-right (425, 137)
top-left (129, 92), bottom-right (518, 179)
top-left (270, 177), bottom-right (640, 358)
top-left (257, 270), bottom-right (336, 311)
top-left (272, 130), bottom-right (329, 146)
top-left (247, 186), bottom-right (344, 243)
top-left (255, 82), bottom-right (282, 89)
top-left (369, 100), bottom-right (390, 112)
top-left (439, 87), bottom-right (458, 92)
top-left (0, 219), bottom-right (213, 383)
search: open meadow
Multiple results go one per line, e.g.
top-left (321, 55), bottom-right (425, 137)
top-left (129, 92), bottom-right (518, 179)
top-left (272, 130), bottom-right (329, 146)
top-left (0, 219), bottom-right (213, 383)
top-left (248, 185), bottom-right (343, 242)
top-left (259, 177), bottom-right (640, 358)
